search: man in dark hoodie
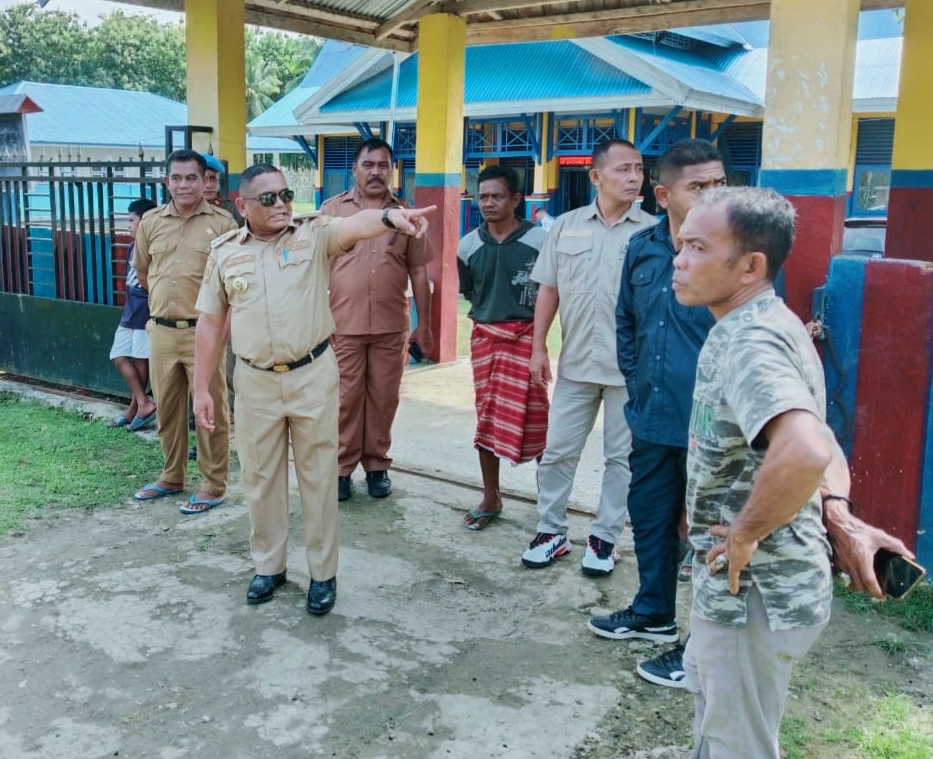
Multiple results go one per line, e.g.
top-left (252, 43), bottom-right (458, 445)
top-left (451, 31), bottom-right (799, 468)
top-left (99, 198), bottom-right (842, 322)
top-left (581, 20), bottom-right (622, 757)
top-left (458, 165), bottom-right (549, 530)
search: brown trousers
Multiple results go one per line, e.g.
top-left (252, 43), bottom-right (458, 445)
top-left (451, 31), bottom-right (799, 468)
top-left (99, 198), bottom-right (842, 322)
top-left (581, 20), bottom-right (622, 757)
top-left (146, 321), bottom-right (229, 495)
top-left (332, 330), bottom-right (408, 476)
top-left (234, 350), bottom-right (340, 580)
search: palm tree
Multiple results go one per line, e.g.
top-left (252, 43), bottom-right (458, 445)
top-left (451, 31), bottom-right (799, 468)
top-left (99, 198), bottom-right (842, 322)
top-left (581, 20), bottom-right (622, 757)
top-left (245, 51), bottom-right (281, 120)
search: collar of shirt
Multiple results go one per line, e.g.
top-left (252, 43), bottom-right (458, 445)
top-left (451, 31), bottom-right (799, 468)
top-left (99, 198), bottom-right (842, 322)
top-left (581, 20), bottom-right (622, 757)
top-left (342, 185), bottom-right (403, 211)
top-left (159, 198), bottom-right (214, 218)
top-left (236, 221), bottom-right (292, 245)
top-left (582, 200), bottom-right (648, 228)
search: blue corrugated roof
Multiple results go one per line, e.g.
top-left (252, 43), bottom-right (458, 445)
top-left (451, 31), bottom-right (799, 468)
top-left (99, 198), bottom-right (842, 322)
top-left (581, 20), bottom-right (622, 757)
top-left (322, 40), bottom-right (648, 113)
top-left (0, 81), bottom-right (301, 152)
top-left (853, 37), bottom-right (901, 101)
top-left (0, 81), bottom-right (184, 147)
top-left (608, 36), bottom-right (762, 105)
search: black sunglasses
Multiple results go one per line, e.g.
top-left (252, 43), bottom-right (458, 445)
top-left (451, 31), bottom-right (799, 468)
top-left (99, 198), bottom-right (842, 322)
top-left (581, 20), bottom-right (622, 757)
top-left (243, 188), bottom-right (295, 207)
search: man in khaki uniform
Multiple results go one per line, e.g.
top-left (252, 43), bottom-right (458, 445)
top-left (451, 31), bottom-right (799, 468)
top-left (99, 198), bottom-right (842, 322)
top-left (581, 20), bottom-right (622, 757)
top-left (192, 163), bottom-right (434, 616)
top-left (321, 137), bottom-right (434, 502)
top-left (133, 149), bottom-right (238, 510)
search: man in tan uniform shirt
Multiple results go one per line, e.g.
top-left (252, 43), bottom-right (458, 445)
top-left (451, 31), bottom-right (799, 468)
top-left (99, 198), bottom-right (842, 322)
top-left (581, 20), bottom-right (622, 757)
top-left (321, 138), bottom-right (434, 502)
top-left (193, 163), bottom-right (434, 615)
top-left (133, 149), bottom-right (238, 510)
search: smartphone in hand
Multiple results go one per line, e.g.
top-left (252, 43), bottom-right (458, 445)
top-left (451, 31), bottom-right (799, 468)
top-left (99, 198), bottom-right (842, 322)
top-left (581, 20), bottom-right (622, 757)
top-left (408, 341), bottom-right (424, 363)
top-left (874, 549), bottom-right (927, 600)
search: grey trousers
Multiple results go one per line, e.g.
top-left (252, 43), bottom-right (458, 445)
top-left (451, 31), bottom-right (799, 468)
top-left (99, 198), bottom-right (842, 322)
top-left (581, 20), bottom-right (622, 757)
top-left (534, 376), bottom-right (632, 544)
top-left (684, 586), bottom-right (827, 759)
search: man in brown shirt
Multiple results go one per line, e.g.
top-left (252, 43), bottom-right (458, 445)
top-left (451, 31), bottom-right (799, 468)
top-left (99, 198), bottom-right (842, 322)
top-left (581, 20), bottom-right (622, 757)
top-left (133, 149), bottom-right (238, 510)
top-left (321, 138), bottom-right (434, 501)
top-left (193, 163), bottom-right (435, 614)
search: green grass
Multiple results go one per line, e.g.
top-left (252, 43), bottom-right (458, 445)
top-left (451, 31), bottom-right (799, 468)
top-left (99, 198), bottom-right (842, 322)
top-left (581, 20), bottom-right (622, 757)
top-left (0, 393), bottom-right (165, 534)
top-left (836, 578), bottom-right (933, 634)
top-left (457, 295), bottom-right (562, 358)
top-left (291, 201), bottom-right (317, 214)
top-left (782, 687), bottom-right (933, 759)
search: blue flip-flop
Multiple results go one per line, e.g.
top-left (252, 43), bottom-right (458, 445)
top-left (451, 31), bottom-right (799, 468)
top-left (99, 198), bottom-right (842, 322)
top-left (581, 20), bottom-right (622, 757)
top-left (134, 482), bottom-right (184, 501)
top-left (180, 493), bottom-right (225, 514)
top-left (128, 410), bottom-right (157, 432)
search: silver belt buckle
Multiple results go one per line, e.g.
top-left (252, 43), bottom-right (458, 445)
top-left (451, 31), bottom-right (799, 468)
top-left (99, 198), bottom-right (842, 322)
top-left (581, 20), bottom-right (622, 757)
top-left (176, 320), bottom-right (191, 329)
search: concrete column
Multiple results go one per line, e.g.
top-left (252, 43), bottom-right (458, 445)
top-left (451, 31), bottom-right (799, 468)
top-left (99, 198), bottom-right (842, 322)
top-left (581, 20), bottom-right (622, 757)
top-left (184, 0), bottom-right (247, 172)
top-left (887, 0), bottom-right (933, 262)
top-left (414, 13), bottom-right (466, 364)
top-left (758, 0), bottom-right (859, 319)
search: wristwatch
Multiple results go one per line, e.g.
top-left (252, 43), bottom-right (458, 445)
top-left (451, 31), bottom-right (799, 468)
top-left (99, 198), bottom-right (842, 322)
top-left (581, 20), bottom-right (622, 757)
top-left (382, 208), bottom-right (398, 230)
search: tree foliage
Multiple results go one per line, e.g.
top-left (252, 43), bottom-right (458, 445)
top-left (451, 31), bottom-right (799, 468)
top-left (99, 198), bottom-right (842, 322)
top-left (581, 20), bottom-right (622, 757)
top-left (0, 2), bottom-right (320, 115)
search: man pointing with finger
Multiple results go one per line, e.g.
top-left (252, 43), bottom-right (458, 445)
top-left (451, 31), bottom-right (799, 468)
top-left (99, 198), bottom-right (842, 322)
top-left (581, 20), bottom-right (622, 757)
top-left (193, 163), bottom-right (435, 616)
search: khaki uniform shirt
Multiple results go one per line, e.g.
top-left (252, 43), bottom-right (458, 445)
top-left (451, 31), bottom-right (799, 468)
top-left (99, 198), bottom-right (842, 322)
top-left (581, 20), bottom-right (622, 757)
top-left (321, 187), bottom-right (433, 335)
top-left (134, 199), bottom-right (237, 320)
top-left (531, 201), bottom-right (656, 385)
top-left (195, 214), bottom-right (344, 369)
top-left (687, 291), bottom-right (833, 631)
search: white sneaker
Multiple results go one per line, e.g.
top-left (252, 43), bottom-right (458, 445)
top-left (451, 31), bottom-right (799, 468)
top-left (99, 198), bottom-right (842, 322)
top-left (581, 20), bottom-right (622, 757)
top-left (521, 532), bottom-right (571, 568)
top-left (580, 535), bottom-right (618, 576)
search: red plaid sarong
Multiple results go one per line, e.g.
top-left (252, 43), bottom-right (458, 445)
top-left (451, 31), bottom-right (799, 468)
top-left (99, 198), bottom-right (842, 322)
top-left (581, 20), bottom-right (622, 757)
top-left (471, 321), bottom-right (549, 464)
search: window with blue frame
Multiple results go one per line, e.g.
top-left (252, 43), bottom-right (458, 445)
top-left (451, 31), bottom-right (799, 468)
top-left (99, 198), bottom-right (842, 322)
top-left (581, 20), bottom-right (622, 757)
top-left (851, 118), bottom-right (894, 216)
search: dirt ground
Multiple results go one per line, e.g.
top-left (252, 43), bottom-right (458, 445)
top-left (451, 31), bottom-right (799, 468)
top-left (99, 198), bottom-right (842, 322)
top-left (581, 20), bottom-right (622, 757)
top-left (1, 467), bottom-right (931, 759)
top-left (1, 369), bottom-right (931, 759)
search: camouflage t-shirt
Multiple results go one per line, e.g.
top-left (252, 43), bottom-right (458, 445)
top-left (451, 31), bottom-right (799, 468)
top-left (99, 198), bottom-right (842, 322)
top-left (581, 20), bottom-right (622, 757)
top-left (686, 290), bottom-right (833, 631)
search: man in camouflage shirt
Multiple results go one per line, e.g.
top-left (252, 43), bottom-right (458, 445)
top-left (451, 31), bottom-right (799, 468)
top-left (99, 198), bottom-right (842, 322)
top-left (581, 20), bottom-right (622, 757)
top-left (672, 186), bottom-right (835, 759)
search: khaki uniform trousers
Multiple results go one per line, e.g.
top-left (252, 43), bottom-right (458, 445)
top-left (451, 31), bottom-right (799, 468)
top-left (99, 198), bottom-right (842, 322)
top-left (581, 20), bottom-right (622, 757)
top-left (332, 330), bottom-right (408, 476)
top-left (147, 322), bottom-right (228, 495)
top-left (234, 349), bottom-right (340, 580)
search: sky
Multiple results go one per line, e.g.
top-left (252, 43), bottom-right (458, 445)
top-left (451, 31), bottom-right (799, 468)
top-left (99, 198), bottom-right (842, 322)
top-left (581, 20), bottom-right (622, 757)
top-left (0, 0), bottom-right (182, 25)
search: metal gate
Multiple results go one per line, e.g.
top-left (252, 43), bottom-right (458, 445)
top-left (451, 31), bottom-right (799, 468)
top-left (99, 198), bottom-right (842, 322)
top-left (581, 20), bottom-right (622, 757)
top-left (0, 160), bottom-right (167, 306)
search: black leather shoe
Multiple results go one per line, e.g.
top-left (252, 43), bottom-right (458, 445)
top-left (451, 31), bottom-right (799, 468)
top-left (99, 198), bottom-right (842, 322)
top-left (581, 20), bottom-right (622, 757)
top-left (366, 470), bottom-right (392, 498)
top-left (338, 476), bottom-right (352, 502)
top-left (246, 572), bottom-right (286, 605)
top-left (307, 577), bottom-right (337, 615)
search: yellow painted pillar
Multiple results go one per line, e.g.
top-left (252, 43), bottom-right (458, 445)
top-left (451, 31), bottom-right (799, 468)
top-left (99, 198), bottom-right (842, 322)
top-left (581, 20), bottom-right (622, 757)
top-left (415, 13), bottom-right (466, 363)
top-left (184, 0), bottom-right (246, 172)
top-left (887, 0), bottom-right (933, 262)
top-left (529, 112), bottom-right (557, 216)
top-left (759, 0), bottom-right (858, 318)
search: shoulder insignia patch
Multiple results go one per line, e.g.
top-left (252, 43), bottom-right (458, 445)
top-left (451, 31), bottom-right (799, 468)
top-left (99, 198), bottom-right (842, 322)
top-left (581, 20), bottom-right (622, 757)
top-left (211, 228), bottom-right (240, 248)
top-left (292, 211), bottom-right (321, 221)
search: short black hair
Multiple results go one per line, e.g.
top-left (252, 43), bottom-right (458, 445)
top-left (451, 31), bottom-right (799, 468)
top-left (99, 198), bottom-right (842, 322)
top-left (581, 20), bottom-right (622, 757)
top-left (658, 139), bottom-right (724, 185)
top-left (238, 163), bottom-right (282, 194)
top-left (128, 197), bottom-right (157, 217)
top-left (698, 186), bottom-right (796, 282)
top-left (165, 149), bottom-right (206, 176)
top-left (591, 138), bottom-right (639, 167)
top-left (477, 165), bottom-right (521, 195)
top-left (354, 137), bottom-right (394, 162)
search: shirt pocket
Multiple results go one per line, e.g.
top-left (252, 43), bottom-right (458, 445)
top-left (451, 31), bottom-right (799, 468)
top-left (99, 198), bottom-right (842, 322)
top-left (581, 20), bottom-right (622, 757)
top-left (188, 242), bottom-right (211, 276)
top-left (223, 262), bottom-right (258, 306)
top-left (277, 246), bottom-right (315, 291)
top-left (147, 242), bottom-right (167, 277)
top-left (630, 265), bottom-right (659, 315)
top-left (555, 236), bottom-right (592, 294)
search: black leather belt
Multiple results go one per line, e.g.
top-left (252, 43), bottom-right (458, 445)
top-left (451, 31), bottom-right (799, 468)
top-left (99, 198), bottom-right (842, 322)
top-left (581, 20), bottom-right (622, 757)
top-left (242, 340), bottom-right (329, 373)
top-left (152, 316), bottom-right (198, 329)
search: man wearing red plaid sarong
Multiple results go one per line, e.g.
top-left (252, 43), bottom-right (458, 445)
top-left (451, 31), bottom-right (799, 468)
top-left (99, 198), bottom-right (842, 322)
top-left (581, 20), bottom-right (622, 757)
top-left (458, 166), bottom-right (549, 530)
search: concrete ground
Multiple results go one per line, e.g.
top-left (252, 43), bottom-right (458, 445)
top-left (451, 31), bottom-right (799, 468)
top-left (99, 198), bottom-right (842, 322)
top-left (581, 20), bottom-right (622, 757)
top-left (0, 365), bottom-right (695, 759)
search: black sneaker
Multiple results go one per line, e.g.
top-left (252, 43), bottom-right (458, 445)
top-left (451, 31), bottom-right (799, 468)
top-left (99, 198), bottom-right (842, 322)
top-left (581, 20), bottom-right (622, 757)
top-left (637, 643), bottom-right (687, 689)
top-left (587, 606), bottom-right (678, 642)
top-left (366, 470), bottom-right (392, 498)
top-left (338, 476), bottom-right (352, 502)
